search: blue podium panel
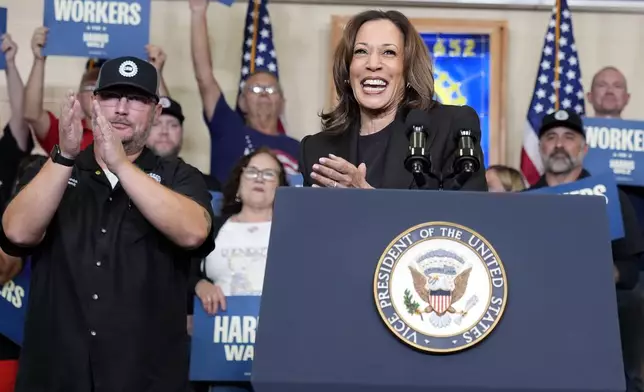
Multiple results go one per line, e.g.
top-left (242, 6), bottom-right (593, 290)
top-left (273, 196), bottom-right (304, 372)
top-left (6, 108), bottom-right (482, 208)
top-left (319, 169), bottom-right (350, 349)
top-left (252, 188), bottom-right (624, 392)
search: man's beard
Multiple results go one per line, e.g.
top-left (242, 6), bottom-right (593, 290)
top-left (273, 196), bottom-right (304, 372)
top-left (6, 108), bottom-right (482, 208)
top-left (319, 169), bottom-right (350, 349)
top-left (109, 115), bottom-right (152, 155)
top-left (542, 147), bottom-right (584, 174)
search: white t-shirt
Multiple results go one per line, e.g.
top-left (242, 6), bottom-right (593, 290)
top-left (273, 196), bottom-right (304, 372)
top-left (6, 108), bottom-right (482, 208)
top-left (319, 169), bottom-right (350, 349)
top-left (203, 219), bottom-right (272, 296)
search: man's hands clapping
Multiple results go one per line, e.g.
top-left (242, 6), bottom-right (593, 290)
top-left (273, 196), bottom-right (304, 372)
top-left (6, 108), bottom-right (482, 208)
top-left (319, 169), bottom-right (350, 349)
top-left (59, 91), bottom-right (85, 159)
top-left (92, 100), bottom-right (128, 173)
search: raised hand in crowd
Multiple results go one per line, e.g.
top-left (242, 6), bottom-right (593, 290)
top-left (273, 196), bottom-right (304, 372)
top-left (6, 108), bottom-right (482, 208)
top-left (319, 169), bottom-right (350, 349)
top-left (1, 33), bottom-right (31, 152)
top-left (146, 44), bottom-right (170, 97)
top-left (91, 100), bottom-right (127, 173)
top-left (30, 26), bottom-right (48, 60)
top-left (195, 279), bottom-right (227, 315)
top-left (188, 0), bottom-right (209, 12)
top-left (59, 91), bottom-right (85, 159)
top-left (2, 33), bottom-right (17, 63)
top-left (146, 44), bottom-right (166, 71)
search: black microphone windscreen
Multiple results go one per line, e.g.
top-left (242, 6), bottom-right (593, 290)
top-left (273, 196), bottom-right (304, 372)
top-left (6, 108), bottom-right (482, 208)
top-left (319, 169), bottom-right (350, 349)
top-left (405, 109), bottom-right (430, 136)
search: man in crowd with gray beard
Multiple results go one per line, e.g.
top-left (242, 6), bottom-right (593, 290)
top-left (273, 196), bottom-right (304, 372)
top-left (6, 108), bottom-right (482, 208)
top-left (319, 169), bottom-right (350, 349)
top-left (529, 108), bottom-right (644, 392)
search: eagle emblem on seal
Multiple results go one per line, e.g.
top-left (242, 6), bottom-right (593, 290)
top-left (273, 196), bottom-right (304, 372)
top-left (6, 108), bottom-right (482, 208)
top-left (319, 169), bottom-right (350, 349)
top-left (405, 249), bottom-right (479, 328)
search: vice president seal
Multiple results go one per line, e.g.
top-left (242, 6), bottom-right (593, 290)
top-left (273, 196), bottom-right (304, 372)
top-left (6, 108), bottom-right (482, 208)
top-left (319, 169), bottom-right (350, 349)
top-left (373, 222), bottom-right (508, 353)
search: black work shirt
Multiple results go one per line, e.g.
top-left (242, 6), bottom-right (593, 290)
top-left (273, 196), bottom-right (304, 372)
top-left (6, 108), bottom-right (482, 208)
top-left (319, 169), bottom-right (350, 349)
top-left (0, 146), bottom-right (216, 392)
top-left (531, 169), bottom-right (644, 290)
top-left (201, 172), bottom-right (222, 192)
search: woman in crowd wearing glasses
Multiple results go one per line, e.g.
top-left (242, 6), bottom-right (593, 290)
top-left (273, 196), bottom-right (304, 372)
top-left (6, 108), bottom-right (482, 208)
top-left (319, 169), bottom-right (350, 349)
top-left (189, 147), bottom-right (287, 391)
top-left (189, 147), bottom-right (286, 390)
top-left (192, 146), bottom-right (287, 312)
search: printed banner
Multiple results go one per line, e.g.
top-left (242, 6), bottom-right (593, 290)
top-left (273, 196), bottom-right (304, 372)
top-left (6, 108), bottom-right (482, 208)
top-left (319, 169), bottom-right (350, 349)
top-left (0, 8), bottom-right (6, 70)
top-left (189, 296), bottom-right (260, 381)
top-left (42, 0), bottom-right (150, 59)
top-left (421, 33), bottom-right (491, 168)
top-left (583, 117), bottom-right (644, 186)
top-left (0, 259), bottom-right (31, 345)
top-left (526, 172), bottom-right (624, 240)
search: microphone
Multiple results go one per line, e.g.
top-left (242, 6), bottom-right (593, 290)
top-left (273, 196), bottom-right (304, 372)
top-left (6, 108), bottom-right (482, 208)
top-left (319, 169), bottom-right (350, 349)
top-left (444, 128), bottom-right (481, 190)
top-left (404, 109), bottom-right (432, 188)
top-left (453, 129), bottom-right (481, 174)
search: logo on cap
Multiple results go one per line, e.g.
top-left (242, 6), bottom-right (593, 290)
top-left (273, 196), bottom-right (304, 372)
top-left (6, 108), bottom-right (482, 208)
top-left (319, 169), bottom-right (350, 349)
top-left (159, 97), bottom-right (171, 108)
top-left (554, 110), bottom-right (569, 121)
top-left (119, 60), bottom-right (138, 78)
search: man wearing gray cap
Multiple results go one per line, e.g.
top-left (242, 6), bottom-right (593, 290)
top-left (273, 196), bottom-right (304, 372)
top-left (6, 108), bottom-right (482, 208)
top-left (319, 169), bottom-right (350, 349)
top-left (0, 56), bottom-right (215, 392)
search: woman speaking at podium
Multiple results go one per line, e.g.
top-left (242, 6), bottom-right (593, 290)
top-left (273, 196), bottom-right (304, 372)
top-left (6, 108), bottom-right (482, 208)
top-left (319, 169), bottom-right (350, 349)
top-left (299, 10), bottom-right (487, 191)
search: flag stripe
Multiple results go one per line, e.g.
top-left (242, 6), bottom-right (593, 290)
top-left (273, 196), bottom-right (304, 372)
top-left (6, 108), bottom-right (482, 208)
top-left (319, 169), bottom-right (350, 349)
top-left (520, 0), bottom-right (585, 185)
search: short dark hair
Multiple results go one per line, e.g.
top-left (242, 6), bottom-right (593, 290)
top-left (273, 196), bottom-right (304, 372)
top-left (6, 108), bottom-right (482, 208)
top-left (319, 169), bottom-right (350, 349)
top-left (220, 147), bottom-right (288, 216)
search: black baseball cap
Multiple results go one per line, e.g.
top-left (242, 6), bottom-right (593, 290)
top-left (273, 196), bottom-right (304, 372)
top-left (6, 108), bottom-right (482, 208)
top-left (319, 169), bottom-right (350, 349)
top-left (93, 56), bottom-right (159, 100)
top-left (159, 96), bottom-right (185, 124)
top-left (538, 109), bottom-right (585, 138)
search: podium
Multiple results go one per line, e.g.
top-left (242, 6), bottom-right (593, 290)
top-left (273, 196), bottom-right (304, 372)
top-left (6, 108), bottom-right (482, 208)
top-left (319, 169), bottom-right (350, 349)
top-left (251, 188), bottom-right (625, 392)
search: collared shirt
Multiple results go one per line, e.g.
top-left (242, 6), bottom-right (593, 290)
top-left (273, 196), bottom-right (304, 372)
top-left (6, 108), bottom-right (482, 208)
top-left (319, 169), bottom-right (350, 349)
top-left (531, 169), bottom-right (644, 290)
top-left (0, 145), bottom-right (216, 392)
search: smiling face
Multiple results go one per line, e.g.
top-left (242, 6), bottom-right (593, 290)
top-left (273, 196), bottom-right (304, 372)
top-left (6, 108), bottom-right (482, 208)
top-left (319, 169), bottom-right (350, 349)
top-left (349, 19), bottom-right (405, 113)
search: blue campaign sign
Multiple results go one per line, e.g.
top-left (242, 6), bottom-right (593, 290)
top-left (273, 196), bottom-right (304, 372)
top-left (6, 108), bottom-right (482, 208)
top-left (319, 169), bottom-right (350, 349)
top-left (421, 33), bottom-right (491, 168)
top-left (0, 8), bottom-right (6, 70)
top-left (583, 117), bottom-right (644, 186)
top-left (189, 296), bottom-right (261, 382)
top-left (526, 172), bottom-right (625, 240)
top-left (0, 258), bottom-right (31, 346)
top-left (42, 0), bottom-right (150, 59)
top-left (216, 0), bottom-right (235, 5)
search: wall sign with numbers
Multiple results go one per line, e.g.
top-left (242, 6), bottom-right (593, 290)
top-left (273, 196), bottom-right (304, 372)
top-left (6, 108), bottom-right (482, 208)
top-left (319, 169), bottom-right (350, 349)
top-left (328, 17), bottom-right (508, 167)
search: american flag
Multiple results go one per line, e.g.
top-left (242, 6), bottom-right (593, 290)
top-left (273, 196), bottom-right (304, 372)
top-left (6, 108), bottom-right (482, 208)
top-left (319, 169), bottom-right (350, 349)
top-left (520, 0), bottom-right (585, 185)
top-left (235, 0), bottom-right (286, 135)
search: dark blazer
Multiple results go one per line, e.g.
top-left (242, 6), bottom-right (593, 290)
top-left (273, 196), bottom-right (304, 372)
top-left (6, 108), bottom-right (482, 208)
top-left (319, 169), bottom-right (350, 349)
top-left (298, 103), bottom-right (488, 191)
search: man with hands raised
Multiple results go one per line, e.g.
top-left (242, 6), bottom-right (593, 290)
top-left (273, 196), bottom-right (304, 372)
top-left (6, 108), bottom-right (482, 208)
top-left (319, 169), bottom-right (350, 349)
top-left (0, 56), bottom-right (216, 392)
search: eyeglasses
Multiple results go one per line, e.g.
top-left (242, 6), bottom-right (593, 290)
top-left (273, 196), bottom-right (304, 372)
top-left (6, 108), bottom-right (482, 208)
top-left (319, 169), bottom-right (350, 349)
top-left (95, 91), bottom-right (157, 111)
top-left (242, 167), bottom-right (279, 182)
top-left (246, 85), bottom-right (280, 95)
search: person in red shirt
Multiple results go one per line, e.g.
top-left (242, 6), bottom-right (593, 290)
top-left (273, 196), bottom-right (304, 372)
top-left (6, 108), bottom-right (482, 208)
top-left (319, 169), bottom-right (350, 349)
top-left (23, 27), bottom-right (97, 154)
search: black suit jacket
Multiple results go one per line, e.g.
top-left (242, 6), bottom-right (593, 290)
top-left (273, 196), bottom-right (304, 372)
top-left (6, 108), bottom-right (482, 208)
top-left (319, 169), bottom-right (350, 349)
top-left (298, 103), bottom-right (487, 191)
